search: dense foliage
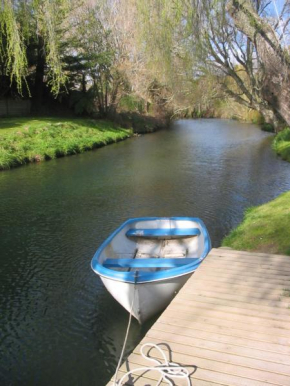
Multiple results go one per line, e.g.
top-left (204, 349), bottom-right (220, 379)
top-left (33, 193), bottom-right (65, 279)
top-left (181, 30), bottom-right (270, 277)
top-left (1, 0), bottom-right (290, 125)
top-left (272, 127), bottom-right (290, 162)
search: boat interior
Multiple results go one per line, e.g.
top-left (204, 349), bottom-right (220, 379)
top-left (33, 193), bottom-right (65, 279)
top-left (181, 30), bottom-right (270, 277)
top-left (100, 219), bottom-right (206, 272)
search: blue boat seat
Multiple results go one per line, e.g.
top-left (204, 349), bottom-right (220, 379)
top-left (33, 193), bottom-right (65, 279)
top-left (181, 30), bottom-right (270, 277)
top-left (126, 228), bottom-right (201, 239)
top-left (103, 257), bottom-right (199, 269)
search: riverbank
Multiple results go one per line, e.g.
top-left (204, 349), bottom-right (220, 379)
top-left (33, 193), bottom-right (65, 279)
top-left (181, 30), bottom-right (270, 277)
top-left (272, 127), bottom-right (290, 162)
top-left (114, 112), bottom-right (169, 134)
top-left (0, 113), bottom-right (169, 170)
top-left (222, 191), bottom-right (290, 255)
top-left (0, 117), bottom-right (132, 170)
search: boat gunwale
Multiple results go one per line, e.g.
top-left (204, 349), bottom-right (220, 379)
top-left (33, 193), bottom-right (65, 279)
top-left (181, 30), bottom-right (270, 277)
top-left (91, 217), bottom-right (211, 284)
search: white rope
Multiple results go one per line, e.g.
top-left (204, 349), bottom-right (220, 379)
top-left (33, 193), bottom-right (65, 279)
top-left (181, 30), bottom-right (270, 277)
top-left (113, 273), bottom-right (138, 386)
top-left (115, 343), bottom-right (191, 386)
top-left (113, 271), bottom-right (191, 386)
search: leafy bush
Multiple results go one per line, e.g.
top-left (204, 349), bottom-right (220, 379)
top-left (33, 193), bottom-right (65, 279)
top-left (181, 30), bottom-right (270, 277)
top-left (69, 90), bottom-right (96, 116)
top-left (272, 127), bottom-right (290, 162)
top-left (261, 123), bottom-right (275, 132)
top-left (274, 127), bottom-right (290, 142)
top-left (119, 95), bottom-right (145, 113)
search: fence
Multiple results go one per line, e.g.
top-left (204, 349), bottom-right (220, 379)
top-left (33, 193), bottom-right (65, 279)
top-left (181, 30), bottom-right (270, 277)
top-left (0, 99), bottom-right (31, 117)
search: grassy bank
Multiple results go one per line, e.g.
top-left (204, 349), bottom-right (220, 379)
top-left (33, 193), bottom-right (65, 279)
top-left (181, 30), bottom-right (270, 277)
top-left (222, 191), bottom-right (290, 255)
top-left (0, 117), bottom-right (132, 170)
top-left (272, 127), bottom-right (290, 162)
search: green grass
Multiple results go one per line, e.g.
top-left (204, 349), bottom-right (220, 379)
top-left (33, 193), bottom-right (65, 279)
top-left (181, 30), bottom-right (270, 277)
top-left (222, 191), bottom-right (290, 255)
top-left (0, 117), bottom-right (132, 169)
top-left (272, 127), bottom-right (290, 162)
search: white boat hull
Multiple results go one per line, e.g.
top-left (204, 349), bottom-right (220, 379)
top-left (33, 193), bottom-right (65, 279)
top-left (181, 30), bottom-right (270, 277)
top-left (91, 217), bottom-right (211, 323)
top-left (101, 273), bottom-right (193, 323)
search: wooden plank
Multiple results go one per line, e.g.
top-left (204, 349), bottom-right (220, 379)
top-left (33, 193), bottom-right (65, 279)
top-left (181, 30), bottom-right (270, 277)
top-left (191, 275), bottom-right (290, 288)
top-left (188, 272), bottom-right (290, 286)
top-left (145, 330), bottom-right (290, 365)
top-left (181, 287), bottom-right (289, 305)
top-left (155, 317), bottom-right (290, 346)
top-left (180, 288), bottom-right (290, 309)
top-left (195, 267), bottom-right (290, 280)
top-left (211, 248), bottom-right (290, 260)
top-left (176, 292), bottom-right (290, 317)
top-left (166, 298), bottom-right (290, 329)
top-left (190, 267), bottom-right (290, 284)
top-left (185, 279), bottom-right (289, 293)
top-left (193, 267), bottom-right (290, 281)
top-left (161, 310), bottom-right (290, 338)
top-left (200, 254), bottom-right (290, 269)
top-left (114, 362), bottom-right (223, 386)
top-left (203, 257), bottom-right (290, 270)
top-left (171, 297), bottom-right (290, 323)
top-left (111, 367), bottom-right (173, 386)
top-left (204, 258), bottom-right (290, 271)
top-left (151, 322), bottom-right (290, 354)
top-left (106, 248), bottom-right (290, 386)
top-left (112, 370), bottom-right (219, 386)
top-left (208, 253), bottom-right (290, 266)
top-left (124, 349), bottom-right (283, 386)
top-left (130, 344), bottom-right (290, 383)
top-left (134, 338), bottom-right (290, 376)
top-left (200, 260), bottom-right (290, 274)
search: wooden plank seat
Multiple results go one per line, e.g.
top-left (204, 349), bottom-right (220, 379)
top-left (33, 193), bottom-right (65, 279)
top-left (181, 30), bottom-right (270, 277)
top-left (103, 257), bottom-right (199, 269)
top-left (126, 228), bottom-right (201, 239)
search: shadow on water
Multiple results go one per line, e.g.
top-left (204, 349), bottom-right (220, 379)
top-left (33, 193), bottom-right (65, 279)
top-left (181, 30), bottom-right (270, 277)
top-left (1, 119), bottom-right (290, 385)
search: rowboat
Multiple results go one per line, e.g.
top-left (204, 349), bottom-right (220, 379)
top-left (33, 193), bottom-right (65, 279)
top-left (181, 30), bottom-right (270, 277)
top-left (91, 217), bottom-right (211, 324)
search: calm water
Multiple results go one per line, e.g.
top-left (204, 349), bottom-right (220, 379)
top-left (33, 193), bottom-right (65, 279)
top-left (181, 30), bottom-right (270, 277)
top-left (1, 119), bottom-right (290, 385)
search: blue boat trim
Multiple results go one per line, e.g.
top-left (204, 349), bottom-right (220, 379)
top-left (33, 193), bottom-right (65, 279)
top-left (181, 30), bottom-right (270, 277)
top-left (91, 217), bottom-right (212, 284)
top-left (126, 228), bottom-right (201, 238)
top-left (103, 257), bottom-right (200, 268)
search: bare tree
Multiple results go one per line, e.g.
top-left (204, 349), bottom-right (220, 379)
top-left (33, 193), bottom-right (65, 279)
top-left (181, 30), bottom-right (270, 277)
top-left (227, 0), bottom-right (290, 129)
top-left (178, 0), bottom-right (288, 129)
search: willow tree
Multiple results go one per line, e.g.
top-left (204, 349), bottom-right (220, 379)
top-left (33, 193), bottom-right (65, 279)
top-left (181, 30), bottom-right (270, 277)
top-left (0, 0), bottom-right (70, 100)
top-left (64, 2), bottom-right (129, 116)
top-left (104, 0), bottom-right (187, 115)
top-left (0, 0), bottom-right (28, 95)
top-left (107, 0), bottom-right (228, 117)
top-left (124, 0), bottom-right (290, 128)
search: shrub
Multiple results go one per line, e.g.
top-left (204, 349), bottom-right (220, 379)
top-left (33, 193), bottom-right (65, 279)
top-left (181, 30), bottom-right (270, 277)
top-left (274, 127), bottom-right (290, 142)
top-left (272, 127), bottom-right (290, 162)
top-left (261, 123), bottom-right (275, 132)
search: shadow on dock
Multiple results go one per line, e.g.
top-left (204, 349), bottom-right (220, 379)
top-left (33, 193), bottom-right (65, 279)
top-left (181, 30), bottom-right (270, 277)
top-left (123, 342), bottom-right (197, 385)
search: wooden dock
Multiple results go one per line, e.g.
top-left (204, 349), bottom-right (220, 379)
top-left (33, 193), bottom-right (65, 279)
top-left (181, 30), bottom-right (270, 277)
top-left (108, 248), bottom-right (290, 385)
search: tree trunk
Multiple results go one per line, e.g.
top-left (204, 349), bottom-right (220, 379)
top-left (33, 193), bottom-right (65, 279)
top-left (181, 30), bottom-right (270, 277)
top-left (227, 0), bottom-right (290, 130)
top-left (82, 73), bottom-right (86, 93)
top-left (256, 103), bottom-right (281, 128)
top-left (32, 35), bottom-right (45, 113)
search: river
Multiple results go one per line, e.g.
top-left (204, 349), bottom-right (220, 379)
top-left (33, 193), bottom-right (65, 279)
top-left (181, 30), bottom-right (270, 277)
top-left (1, 119), bottom-right (290, 385)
